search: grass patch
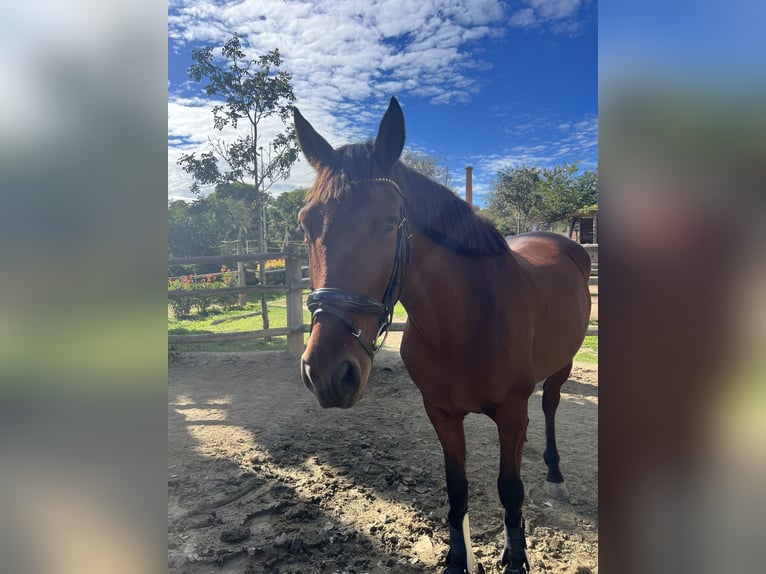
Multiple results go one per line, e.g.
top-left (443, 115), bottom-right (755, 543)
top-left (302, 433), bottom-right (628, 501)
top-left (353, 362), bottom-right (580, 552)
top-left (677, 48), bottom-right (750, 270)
top-left (169, 294), bottom-right (597, 364)
top-left (168, 291), bottom-right (313, 352)
top-left (574, 336), bottom-right (598, 364)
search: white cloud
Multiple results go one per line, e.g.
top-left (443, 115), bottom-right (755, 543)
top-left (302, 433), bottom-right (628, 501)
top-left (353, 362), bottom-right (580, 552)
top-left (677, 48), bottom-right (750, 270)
top-left (467, 110), bottom-right (597, 196)
top-left (509, 9), bottom-right (538, 28)
top-left (528, 0), bottom-right (581, 21)
top-left (168, 0), bottom-right (595, 202)
top-left (507, 0), bottom-right (589, 36)
top-left (168, 0), bottom-right (511, 198)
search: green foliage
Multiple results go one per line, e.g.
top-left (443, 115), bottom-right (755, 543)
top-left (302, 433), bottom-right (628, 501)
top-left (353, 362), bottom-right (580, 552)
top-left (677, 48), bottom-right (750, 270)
top-left (206, 183), bottom-right (260, 242)
top-left (486, 163), bottom-right (598, 232)
top-left (168, 293), bottom-right (315, 352)
top-left (487, 165), bottom-right (541, 234)
top-left (168, 199), bottom-right (221, 263)
top-left (266, 188), bottom-right (307, 248)
top-left (401, 150), bottom-right (453, 188)
top-left (476, 207), bottom-right (513, 237)
top-left (175, 32), bottom-right (300, 284)
top-left (535, 164), bottom-right (598, 225)
top-left (168, 186), bottom-right (308, 280)
top-left (574, 335), bottom-right (598, 364)
top-left (177, 34), bottom-right (298, 195)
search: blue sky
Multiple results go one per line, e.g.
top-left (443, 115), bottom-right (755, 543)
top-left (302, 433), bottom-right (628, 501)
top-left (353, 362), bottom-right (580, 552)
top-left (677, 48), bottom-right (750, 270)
top-left (168, 0), bottom-right (597, 207)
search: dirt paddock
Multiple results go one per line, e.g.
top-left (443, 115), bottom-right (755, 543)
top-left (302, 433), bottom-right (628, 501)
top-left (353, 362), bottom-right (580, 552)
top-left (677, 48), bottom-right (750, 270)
top-left (168, 346), bottom-right (598, 574)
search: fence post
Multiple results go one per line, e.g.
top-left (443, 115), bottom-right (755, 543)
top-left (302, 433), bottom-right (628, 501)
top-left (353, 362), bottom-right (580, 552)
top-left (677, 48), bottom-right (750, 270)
top-left (237, 235), bottom-right (248, 306)
top-left (285, 249), bottom-right (304, 357)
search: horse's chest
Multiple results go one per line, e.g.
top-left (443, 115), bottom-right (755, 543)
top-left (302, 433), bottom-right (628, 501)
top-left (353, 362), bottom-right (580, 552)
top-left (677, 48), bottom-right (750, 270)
top-left (400, 319), bottom-right (534, 412)
top-left (402, 350), bottom-right (529, 414)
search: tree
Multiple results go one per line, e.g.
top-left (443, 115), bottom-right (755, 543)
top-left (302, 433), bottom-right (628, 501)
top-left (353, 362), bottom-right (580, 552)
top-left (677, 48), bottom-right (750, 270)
top-left (535, 164), bottom-right (598, 226)
top-left (487, 165), bottom-right (541, 234)
top-left (265, 188), bottom-right (307, 249)
top-left (168, 199), bottom-right (228, 278)
top-left (486, 163), bottom-right (599, 234)
top-left (193, 182), bottom-right (259, 306)
top-left (177, 33), bottom-right (300, 328)
top-left (401, 150), bottom-right (453, 189)
top-left (476, 207), bottom-right (513, 237)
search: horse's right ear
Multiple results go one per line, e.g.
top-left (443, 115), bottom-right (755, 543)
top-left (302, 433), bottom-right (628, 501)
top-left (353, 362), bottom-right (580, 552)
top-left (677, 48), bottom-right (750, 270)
top-left (294, 106), bottom-right (334, 171)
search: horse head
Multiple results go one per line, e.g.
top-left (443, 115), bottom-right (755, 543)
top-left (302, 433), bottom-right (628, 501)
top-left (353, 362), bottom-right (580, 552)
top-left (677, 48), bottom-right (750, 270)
top-left (294, 97), bottom-right (409, 408)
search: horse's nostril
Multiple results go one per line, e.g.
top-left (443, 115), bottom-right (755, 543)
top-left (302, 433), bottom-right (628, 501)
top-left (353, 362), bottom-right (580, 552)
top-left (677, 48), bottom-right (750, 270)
top-left (333, 360), bottom-right (361, 393)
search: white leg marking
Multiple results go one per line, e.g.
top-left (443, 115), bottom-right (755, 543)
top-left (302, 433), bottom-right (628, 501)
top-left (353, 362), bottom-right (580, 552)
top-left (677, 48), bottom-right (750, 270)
top-left (462, 513), bottom-right (476, 573)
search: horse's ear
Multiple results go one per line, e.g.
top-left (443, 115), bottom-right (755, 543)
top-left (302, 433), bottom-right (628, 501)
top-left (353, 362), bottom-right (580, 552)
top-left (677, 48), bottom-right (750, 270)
top-left (373, 97), bottom-right (405, 171)
top-left (294, 106), bottom-right (334, 171)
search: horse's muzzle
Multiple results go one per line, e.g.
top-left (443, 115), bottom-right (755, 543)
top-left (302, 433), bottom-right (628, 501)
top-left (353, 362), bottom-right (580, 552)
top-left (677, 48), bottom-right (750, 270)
top-left (301, 357), bottom-right (363, 409)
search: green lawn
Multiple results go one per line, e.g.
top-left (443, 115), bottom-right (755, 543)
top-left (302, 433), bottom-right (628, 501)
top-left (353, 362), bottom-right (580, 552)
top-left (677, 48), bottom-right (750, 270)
top-left (169, 294), bottom-right (597, 364)
top-left (168, 292), bottom-right (312, 352)
top-left (574, 335), bottom-right (598, 364)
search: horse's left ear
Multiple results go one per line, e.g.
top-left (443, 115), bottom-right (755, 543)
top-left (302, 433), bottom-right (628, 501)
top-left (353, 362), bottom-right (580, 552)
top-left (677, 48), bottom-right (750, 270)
top-left (373, 97), bottom-right (405, 171)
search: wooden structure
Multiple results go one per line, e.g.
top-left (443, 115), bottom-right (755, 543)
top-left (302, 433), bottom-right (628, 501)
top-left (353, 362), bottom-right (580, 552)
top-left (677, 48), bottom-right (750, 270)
top-left (569, 207), bottom-right (598, 244)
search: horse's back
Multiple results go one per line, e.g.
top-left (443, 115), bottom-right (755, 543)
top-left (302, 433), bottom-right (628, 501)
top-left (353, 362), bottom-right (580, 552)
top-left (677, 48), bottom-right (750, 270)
top-left (506, 231), bottom-right (591, 279)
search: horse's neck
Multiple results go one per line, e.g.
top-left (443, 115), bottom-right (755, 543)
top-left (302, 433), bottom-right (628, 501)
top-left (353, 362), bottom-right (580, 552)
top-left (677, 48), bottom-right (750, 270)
top-left (399, 233), bottom-right (518, 331)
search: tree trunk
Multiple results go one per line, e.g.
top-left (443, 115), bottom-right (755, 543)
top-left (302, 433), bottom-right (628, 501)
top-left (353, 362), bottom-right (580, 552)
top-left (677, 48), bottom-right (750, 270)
top-left (252, 121), bottom-right (270, 332)
top-left (259, 205), bottom-right (269, 331)
top-left (237, 233), bottom-right (247, 306)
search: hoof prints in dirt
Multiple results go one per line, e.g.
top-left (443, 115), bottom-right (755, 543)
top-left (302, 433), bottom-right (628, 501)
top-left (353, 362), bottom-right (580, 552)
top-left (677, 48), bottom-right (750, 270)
top-left (168, 352), bottom-right (598, 573)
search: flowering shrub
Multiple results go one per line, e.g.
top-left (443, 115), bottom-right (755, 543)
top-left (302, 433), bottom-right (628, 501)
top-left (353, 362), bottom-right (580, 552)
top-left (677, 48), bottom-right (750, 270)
top-left (263, 258), bottom-right (285, 285)
top-left (217, 266), bottom-right (239, 311)
top-left (264, 259), bottom-right (285, 270)
top-left (168, 266), bottom-right (240, 318)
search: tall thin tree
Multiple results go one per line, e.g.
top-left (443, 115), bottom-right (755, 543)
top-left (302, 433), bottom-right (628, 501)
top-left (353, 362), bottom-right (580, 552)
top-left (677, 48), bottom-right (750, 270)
top-left (178, 33), bottom-right (299, 329)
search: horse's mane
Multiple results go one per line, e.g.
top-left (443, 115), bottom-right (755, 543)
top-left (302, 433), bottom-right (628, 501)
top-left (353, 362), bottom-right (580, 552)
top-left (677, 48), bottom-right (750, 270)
top-left (305, 142), bottom-right (509, 257)
top-left (394, 162), bottom-right (509, 256)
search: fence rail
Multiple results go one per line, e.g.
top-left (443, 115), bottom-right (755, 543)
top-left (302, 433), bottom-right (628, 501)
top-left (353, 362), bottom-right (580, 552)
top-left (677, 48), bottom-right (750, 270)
top-left (168, 250), bottom-right (295, 266)
top-left (167, 284), bottom-right (303, 298)
top-left (168, 249), bottom-right (307, 356)
top-left (168, 250), bottom-right (598, 355)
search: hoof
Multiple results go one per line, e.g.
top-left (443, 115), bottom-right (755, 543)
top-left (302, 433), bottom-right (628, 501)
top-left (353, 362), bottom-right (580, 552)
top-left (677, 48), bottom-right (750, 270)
top-left (545, 479), bottom-right (570, 500)
top-left (443, 564), bottom-right (484, 574)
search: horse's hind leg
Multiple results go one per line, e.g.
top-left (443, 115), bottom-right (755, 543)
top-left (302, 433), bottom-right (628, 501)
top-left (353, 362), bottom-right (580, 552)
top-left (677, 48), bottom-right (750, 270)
top-left (542, 361), bottom-right (572, 499)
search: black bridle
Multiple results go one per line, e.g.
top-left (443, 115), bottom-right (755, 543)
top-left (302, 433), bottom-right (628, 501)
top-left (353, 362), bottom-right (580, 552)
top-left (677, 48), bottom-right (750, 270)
top-left (306, 178), bottom-right (411, 360)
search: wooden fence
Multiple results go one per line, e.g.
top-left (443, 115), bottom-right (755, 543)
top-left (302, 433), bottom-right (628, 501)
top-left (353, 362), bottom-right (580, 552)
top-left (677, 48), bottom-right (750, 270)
top-left (168, 248), bottom-right (309, 356)
top-left (168, 249), bottom-right (598, 357)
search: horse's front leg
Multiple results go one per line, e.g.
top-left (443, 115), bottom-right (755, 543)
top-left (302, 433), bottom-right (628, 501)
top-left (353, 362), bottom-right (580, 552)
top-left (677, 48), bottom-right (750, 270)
top-left (494, 398), bottom-right (531, 574)
top-left (424, 401), bottom-right (479, 574)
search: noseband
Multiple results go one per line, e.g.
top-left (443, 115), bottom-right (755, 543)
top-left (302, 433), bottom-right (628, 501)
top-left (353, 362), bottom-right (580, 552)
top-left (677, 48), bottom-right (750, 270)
top-left (307, 178), bottom-right (411, 360)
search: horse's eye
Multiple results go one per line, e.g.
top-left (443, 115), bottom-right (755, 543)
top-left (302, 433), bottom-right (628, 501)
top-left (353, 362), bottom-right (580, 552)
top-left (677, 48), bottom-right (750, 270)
top-left (383, 217), bottom-right (399, 234)
top-left (298, 206), bottom-right (323, 242)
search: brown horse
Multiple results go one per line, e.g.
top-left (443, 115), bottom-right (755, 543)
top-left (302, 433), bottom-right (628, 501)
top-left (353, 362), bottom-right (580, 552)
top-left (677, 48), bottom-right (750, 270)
top-left (295, 97), bottom-right (591, 574)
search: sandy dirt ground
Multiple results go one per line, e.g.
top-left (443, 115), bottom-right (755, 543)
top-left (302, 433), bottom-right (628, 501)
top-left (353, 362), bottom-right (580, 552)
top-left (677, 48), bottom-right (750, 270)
top-left (168, 343), bottom-right (597, 574)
